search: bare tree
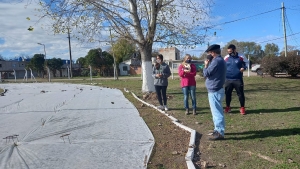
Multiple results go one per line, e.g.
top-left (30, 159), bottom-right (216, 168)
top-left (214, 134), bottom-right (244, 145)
top-left (36, 0), bottom-right (212, 92)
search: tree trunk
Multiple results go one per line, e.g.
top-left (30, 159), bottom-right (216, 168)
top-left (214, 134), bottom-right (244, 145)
top-left (140, 47), bottom-right (155, 93)
top-left (115, 63), bottom-right (119, 80)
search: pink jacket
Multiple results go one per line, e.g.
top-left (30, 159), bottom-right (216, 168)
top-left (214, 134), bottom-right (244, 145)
top-left (178, 63), bottom-right (197, 88)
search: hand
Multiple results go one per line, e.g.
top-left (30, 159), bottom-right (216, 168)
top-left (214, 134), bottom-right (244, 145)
top-left (204, 59), bottom-right (209, 68)
top-left (184, 69), bottom-right (190, 73)
top-left (156, 74), bottom-right (162, 78)
top-left (240, 68), bottom-right (245, 72)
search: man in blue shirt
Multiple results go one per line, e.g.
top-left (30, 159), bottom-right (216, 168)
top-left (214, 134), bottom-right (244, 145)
top-left (203, 44), bottom-right (227, 141)
top-left (224, 44), bottom-right (249, 115)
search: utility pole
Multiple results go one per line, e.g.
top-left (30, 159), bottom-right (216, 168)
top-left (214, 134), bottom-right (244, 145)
top-left (109, 28), bottom-right (117, 80)
top-left (67, 27), bottom-right (73, 77)
top-left (281, 2), bottom-right (287, 57)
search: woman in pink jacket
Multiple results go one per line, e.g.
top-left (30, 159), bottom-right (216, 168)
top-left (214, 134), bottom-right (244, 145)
top-left (178, 54), bottom-right (197, 115)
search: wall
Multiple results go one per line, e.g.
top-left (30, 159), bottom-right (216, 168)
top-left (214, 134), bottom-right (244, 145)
top-left (158, 47), bottom-right (180, 61)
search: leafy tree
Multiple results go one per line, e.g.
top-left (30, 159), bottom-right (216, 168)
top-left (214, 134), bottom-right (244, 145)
top-left (199, 52), bottom-right (207, 60)
top-left (47, 58), bottom-right (63, 77)
top-left (111, 38), bottom-right (136, 64)
top-left (85, 48), bottom-right (103, 69)
top-left (111, 38), bottom-right (136, 78)
top-left (85, 49), bottom-right (114, 76)
top-left (191, 55), bottom-right (199, 60)
top-left (99, 51), bottom-right (114, 76)
top-left (27, 54), bottom-right (45, 77)
top-left (222, 40), bottom-right (263, 63)
top-left (77, 57), bottom-right (87, 68)
top-left (264, 43), bottom-right (279, 56)
top-left (35, 0), bottom-right (212, 92)
top-left (280, 45), bottom-right (300, 57)
top-left (101, 51), bottom-right (114, 67)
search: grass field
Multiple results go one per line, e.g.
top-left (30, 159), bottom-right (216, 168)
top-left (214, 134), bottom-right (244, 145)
top-left (2, 75), bottom-right (300, 168)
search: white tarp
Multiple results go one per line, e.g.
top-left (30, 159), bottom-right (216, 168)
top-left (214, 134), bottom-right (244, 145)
top-left (0, 83), bottom-right (154, 169)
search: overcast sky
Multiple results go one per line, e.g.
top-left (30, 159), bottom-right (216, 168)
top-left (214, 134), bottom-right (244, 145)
top-left (0, 0), bottom-right (299, 61)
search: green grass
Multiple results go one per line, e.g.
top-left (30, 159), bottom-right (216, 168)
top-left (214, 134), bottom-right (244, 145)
top-left (2, 76), bottom-right (300, 168)
top-left (85, 76), bottom-right (300, 168)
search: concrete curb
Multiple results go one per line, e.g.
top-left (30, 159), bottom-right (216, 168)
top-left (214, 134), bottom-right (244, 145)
top-left (125, 88), bottom-right (196, 169)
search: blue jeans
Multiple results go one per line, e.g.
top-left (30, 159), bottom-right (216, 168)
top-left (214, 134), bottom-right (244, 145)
top-left (208, 88), bottom-right (225, 136)
top-left (182, 86), bottom-right (196, 109)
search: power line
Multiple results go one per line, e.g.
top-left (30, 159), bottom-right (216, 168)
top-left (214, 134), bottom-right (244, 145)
top-left (205, 8), bottom-right (281, 29)
top-left (285, 9), bottom-right (300, 47)
top-left (257, 32), bottom-right (300, 43)
top-left (286, 7), bottom-right (300, 11)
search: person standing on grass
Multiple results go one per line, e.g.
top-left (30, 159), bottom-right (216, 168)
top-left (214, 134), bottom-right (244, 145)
top-left (224, 44), bottom-right (249, 115)
top-left (203, 44), bottom-right (226, 141)
top-left (152, 54), bottom-right (171, 111)
top-left (178, 54), bottom-right (197, 115)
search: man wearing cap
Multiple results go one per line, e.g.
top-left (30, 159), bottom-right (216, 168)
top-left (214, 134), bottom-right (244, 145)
top-left (203, 44), bottom-right (227, 141)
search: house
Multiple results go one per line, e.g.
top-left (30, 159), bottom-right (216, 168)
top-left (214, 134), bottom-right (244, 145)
top-left (119, 58), bottom-right (141, 76)
top-left (0, 58), bottom-right (81, 79)
top-left (0, 57), bottom-right (35, 79)
top-left (157, 47), bottom-right (204, 73)
top-left (158, 47), bottom-right (181, 60)
top-left (56, 60), bottom-right (81, 77)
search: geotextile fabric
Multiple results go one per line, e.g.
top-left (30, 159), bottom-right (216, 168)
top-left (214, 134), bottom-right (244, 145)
top-left (0, 83), bottom-right (154, 169)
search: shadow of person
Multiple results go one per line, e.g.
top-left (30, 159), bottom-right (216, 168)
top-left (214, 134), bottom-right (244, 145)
top-left (225, 127), bottom-right (300, 140)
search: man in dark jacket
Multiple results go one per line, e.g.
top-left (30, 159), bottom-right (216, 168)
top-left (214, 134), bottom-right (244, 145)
top-left (224, 44), bottom-right (249, 115)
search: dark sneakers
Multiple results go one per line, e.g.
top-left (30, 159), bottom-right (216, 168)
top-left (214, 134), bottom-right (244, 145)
top-left (208, 131), bottom-right (224, 141)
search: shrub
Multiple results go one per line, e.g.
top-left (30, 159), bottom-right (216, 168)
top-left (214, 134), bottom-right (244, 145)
top-left (261, 56), bottom-right (281, 77)
top-left (261, 55), bottom-right (300, 77)
top-left (282, 55), bottom-right (300, 77)
top-left (80, 69), bottom-right (98, 76)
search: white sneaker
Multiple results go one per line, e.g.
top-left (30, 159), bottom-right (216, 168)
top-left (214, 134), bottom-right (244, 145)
top-left (157, 105), bottom-right (164, 110)
top-left (164, 105), bottom-right (169, 111)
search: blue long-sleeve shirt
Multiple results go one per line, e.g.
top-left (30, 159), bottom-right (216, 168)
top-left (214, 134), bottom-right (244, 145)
top-left (203, 56), bottom-right (226, 92)
top-left (224, 53), bottom-right (248, 80)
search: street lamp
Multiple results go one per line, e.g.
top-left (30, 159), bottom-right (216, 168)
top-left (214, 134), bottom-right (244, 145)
top-left (37, 43), bottom-right (50, 82)
top-left (37, 43), bottom-right (46, 60)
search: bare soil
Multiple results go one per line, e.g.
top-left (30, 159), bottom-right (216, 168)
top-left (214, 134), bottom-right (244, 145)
top-left (126, 92), bottom-right (192, 169)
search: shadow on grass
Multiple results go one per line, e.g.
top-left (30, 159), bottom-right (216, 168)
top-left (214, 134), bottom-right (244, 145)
top-left (225, 106), bottom-right (300, 114)
top-left (170, 107), bottom-right (211, 113)
top-left (225, 127), bottom-right (300, 140)
top-left (248, 106), bottom-right (300, 114)
top-left (168, 91), bottom-right (208, 95)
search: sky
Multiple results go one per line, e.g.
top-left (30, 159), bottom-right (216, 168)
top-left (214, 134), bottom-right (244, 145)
top-left (186, 0), bottom-right (300, 56)
top-left (0, 0), bottom-right (299, 61)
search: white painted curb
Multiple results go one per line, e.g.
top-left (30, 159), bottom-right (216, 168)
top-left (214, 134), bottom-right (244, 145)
top-left (126, 89), bottom-right (197, 169)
